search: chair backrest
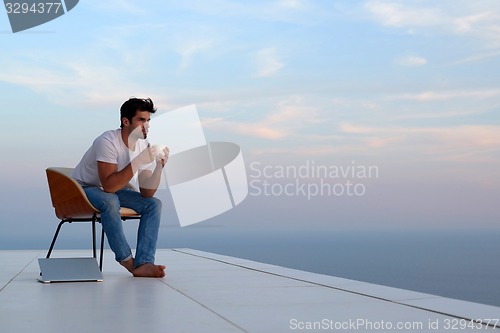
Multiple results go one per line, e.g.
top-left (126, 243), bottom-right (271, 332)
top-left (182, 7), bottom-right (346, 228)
top-left (46, 167), bottom-right (99, 219)
top-left (46, 167), bottom-right (140, 220)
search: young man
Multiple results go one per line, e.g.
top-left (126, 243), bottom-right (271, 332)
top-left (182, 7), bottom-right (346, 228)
top-left (72, 97), bottom-right (169, 277)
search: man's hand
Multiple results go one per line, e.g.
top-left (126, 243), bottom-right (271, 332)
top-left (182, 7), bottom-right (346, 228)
top-left (150, 145), bottom-right (170, 167)
top-left (158, 146), bottom-right (170, 167)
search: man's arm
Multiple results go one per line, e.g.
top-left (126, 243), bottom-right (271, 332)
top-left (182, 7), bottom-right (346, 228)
top-left (98, 146), bottom-right (155, 193)
top-left (98, 161), bottom-right (134, 193)
top-left (138, 146), bottom-right (169, 197)
top-left (138, 167), bottom-right (161, 198)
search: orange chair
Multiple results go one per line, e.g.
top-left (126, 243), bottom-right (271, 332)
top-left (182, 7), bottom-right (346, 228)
top-left (45, 167), bottom-right (140, 270)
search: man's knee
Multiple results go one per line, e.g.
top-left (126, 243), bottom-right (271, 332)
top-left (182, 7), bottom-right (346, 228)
top-left (148, 197), bottom-right (162, 211)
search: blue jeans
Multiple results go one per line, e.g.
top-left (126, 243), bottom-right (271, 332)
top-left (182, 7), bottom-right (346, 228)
top-left (83, 186), bottom-right (162, 269)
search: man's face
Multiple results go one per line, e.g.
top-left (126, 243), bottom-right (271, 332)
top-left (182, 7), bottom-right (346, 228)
top-left (127, 110), bottom-right (151, 140)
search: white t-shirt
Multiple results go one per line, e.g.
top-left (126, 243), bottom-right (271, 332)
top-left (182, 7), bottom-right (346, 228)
top-left (72, 129), bottom-right (151, 187)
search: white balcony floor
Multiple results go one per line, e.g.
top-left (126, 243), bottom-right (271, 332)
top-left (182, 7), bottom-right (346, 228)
top-left (1, 248), bottom-right (499, 333)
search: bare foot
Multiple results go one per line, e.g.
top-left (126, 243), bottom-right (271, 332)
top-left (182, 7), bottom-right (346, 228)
top-left (133, 263), bottom-right (166, 278)
top-left (120, 258), bottom-right (135, 274)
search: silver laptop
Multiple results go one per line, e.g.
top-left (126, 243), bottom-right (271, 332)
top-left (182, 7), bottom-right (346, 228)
top-left (38, 258), bottom-right (103, 283)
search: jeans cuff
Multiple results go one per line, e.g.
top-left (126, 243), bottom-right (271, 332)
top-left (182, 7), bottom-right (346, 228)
top-left (119, 254), bottom-right (133, 263)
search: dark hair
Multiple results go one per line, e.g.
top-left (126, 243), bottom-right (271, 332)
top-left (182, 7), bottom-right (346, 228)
top-left (120, 97), bottom-right (157, 128)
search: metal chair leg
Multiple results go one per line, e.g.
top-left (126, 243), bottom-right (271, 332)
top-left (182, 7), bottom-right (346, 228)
top-left (46, 220), bottom-right (67, 258)
top-left (91, 214), bottom-right (97, 259)
top-left (99, 226), bottom-right (105, 271)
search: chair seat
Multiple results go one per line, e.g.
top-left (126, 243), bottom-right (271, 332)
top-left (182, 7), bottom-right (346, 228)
top-left (119, 207), bottom-right (140, 216)
top-left (94, 207), bottom-right (140, 219)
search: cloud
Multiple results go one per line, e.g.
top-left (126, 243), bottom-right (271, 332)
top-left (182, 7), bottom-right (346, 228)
top-left (203, 117), bottom-right (286, 140)
top-left (175, 38), bottom-right (214, 71)
top-left (396, 55), bottom-right (428, 67)
top-left (363, 1), bottom-right (441, 28)
top-left (450, 10), bottom-right (500, 48)
top-left (0, 22), bottom-right (177, 109)
top-left (0, 61), bottom-right (111, 106)
top-left (393, 88), bottom-right (500, 101)
top-left (250, 145), bottom-right (353, 158)
top-left (449, 50), bottom-right (500, 65)
top-left (339, 122), bottom-right (500, 155)
top-left (278, 0), bottom-right (303, 9)
top-left (88, 0), bottom-right (149, 15)
top-left (254, 47), bottom-right (285, 77)
top-left (363, 1), bottom-right (500, 47)
top-left (202, 97), bottom-right (320, 139)
top-left (0, 55), bottom-right (172, 109)
top-left (173, 0), bottom-right (315, 25)
top-left (453, 12), bottom-right (495, 33)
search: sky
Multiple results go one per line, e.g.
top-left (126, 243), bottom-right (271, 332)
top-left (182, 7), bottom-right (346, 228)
top-left (1, 0), bottom-right (500, 248)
